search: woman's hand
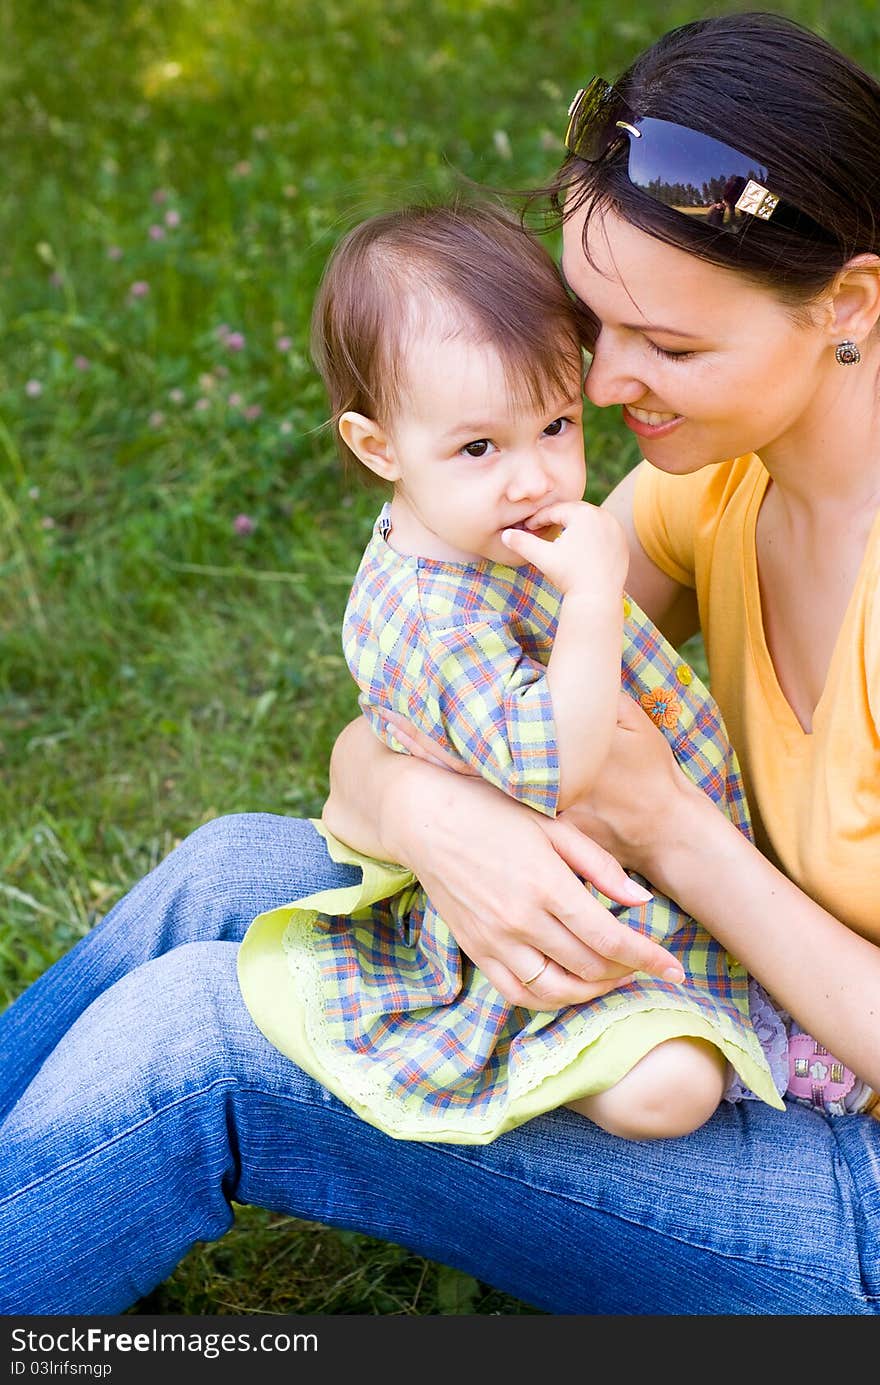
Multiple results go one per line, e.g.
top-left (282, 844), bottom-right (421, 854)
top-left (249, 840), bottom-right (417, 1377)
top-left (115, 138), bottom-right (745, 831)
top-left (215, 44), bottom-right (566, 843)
top-left (560, 692), bottom-right (699, 882)
top-left (384, 740), bottom-right (686, 1011)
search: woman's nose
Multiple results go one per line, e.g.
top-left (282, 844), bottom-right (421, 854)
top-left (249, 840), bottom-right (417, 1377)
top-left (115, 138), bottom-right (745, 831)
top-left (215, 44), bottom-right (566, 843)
top-left (582, 337), bottom-right (645, 409)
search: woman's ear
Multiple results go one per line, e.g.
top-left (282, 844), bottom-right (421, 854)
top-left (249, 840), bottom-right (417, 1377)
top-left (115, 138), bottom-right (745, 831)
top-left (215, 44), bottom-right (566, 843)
top-left (338, 411), bottom-right (401, 482)
top-left (823, 253), bottom-right (880, 345)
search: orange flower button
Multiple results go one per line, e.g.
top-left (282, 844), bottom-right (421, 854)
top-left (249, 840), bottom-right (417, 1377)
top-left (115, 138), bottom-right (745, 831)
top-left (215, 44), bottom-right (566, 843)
top-left (639, 687), bottom-right (682, 729)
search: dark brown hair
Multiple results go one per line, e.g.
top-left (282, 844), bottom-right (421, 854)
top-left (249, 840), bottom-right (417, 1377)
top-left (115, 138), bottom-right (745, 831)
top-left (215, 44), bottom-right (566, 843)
top-left (532, 11), bottom-right (880, 309)
top-left (310, 199), bottom-right (585, 476)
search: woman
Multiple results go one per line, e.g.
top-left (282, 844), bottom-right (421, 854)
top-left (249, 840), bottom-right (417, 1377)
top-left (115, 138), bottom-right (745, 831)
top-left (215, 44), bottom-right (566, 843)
top-left (2, 11), bottom-right (878, 1314)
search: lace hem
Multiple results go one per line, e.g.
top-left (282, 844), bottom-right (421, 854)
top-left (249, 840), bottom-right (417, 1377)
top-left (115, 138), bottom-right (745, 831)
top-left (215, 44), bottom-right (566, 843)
top-left (724, 990), bottom-right (879, 1115)
top-left (280, 914), bottom-right (782, 1139)
top-left (723, 979), bottom-right (789, 1103)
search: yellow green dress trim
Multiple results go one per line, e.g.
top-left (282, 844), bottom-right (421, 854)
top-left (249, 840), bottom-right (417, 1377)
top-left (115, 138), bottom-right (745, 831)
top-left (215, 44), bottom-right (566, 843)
top-left (238, 822), bottom-right (783, 1145)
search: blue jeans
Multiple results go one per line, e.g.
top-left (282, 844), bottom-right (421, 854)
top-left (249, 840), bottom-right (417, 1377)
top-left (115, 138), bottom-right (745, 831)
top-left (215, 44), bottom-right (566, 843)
top-left (1, 814), bottom-right (878, 1315)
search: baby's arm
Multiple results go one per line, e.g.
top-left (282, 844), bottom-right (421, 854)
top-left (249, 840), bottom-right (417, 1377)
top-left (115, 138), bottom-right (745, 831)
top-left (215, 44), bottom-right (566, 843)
top-left (343, 512), bottom-right (626, 816)
top-left (501, 501), bottom-right (629, 810)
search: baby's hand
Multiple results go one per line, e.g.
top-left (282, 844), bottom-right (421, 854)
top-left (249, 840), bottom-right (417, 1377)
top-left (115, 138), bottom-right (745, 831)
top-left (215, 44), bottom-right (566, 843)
top-left (502, 500), bottom-right (629, 598)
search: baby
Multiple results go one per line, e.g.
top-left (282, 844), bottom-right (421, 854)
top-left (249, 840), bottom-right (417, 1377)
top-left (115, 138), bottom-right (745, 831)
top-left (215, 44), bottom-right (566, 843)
top-left (237, 199), bottom-right (786, 1143)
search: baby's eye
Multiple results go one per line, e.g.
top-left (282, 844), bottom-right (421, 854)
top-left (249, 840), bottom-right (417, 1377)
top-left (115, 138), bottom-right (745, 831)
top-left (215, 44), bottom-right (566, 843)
top-left (461, 438), bottom-right (496, 458)
top-left (543, 417), bottom-right (569, 437)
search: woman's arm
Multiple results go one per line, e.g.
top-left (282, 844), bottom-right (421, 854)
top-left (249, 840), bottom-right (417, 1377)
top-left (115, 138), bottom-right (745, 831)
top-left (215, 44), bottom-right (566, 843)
top-left (662, 797), bottom-right (880, 1091)
top-left (325, 715), bottom-right (412, 864)
top-left (567, 694), bottom-right (880, 1090)
top-left (599, 469), bottom-right (879, 1081)
top-left (324, 715), bottom-right (686, 1008)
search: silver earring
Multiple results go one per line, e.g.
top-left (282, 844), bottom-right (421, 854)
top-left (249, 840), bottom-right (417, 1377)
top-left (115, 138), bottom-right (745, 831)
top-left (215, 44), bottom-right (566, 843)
top-left (835, 340), bottom-right (861, 365)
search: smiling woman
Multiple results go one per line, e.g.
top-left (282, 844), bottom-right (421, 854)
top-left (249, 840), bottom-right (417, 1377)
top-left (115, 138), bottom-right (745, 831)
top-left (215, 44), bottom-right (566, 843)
top-left (562, 208), bottom-right (837, 461)
top-left (320, 7), bottom-right (880, 1296)
top-left (2, 8), bottom-right (880, 1319)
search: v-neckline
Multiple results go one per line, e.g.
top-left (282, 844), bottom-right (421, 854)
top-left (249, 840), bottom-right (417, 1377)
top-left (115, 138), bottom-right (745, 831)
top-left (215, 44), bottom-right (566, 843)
top-left (744, 469), bottom-right (879, 742)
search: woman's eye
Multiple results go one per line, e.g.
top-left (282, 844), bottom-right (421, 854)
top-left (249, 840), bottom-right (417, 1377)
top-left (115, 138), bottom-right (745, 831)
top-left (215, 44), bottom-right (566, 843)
top-left (543, 417), bottom-right (568, 437)
top-left (646, 341), bottom-right (695, 362)
top-left (461, 438), bottom-right (495, 458)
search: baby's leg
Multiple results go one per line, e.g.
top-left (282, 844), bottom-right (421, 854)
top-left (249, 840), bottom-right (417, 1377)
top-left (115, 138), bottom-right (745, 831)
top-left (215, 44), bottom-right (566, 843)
top-left (568, 1038), bottom-right (728, 1141)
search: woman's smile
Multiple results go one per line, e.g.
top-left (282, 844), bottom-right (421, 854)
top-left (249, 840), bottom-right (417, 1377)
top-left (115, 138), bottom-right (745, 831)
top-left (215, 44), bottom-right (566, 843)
top-left (622, 405), bottom-right (684, 439)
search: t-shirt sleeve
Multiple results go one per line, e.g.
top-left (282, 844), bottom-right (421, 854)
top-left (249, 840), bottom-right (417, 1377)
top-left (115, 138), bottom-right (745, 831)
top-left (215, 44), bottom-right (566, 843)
top-left (865, 554), bottom-right (880, 737)
top-left (631, 458), bottom-right (713, 589)
top-left (422, 619), bottom-right (560, 816)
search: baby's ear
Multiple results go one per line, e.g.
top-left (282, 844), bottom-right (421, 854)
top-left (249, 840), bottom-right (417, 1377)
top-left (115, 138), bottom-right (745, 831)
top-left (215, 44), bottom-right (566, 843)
top-left (338, 411), bottom-right (400, 482)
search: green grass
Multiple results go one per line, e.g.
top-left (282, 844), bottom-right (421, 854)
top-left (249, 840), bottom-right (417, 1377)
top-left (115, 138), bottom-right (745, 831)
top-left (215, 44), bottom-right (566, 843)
top-left (2, 0), bottom-right (878, 1315)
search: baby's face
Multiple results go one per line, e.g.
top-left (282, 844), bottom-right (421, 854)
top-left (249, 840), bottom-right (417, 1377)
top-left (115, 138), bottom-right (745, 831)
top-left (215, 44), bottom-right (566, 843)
top-left (383, 328), bottom-right (586, 566)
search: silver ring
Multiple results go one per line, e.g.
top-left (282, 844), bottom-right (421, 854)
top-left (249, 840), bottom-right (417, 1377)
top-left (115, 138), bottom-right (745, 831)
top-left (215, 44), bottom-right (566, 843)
top-left (520, 956), bottom-right (550, 988)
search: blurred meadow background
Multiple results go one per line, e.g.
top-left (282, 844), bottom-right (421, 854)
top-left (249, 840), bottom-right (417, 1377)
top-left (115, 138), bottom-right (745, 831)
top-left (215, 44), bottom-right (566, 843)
top-left (2, 0), bottom-right (878, 1315)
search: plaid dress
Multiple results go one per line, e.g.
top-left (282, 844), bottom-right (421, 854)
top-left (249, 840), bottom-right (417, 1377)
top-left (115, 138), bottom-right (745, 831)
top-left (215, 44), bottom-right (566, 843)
top-left (237, 508), bottom-right (784, 1142)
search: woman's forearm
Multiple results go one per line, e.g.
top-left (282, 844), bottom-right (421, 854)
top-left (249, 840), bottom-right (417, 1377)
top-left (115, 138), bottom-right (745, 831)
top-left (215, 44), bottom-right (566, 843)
top-left (324, 714), bottom-right (687, 1008)
top-left (325, 715), bottom-right (459, 867)
top-left (652, 780), bottom-right (880, 1090)
top-left (324, 717), bottom-right (413, 861)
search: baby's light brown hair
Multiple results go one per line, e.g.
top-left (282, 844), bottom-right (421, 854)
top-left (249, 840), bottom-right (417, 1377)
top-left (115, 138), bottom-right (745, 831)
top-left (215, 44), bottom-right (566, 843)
top-left (310, 198), bottom-right (586, 478)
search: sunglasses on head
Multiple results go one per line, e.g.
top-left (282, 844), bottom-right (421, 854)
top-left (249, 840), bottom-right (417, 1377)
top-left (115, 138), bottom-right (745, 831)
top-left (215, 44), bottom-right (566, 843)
top-left (564, 76), bottom-right (813, 235)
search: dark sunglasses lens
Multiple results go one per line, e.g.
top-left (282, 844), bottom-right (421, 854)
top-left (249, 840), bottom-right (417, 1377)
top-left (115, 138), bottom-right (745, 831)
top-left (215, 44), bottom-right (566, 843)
top-left (566, 78), bottom-right (621, 160)
top-left (626, 117), bottom-right (770, 227)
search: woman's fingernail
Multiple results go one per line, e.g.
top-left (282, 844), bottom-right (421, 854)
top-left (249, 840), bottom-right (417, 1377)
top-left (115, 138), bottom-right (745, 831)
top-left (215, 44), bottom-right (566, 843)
top-left (663, 966), bottom-right (686, 983)
top-left (630, 884), bottom-right (653, 902)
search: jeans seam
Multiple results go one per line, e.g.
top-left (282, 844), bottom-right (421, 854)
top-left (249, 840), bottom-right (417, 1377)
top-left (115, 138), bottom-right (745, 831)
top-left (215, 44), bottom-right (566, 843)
top-left (5, 1079), bottom-right (876, 1310)
top-left (259, 1090), bottom-right (875, 1306)
top-left (245, 1086), bottom-right (876, 1307)
top-left (829, 1121), bottom-right (880, 1304)
top-left (433, 1142), bottom-right (875, 1306)
top-left (0, 1076), bottom-right (240, 1208)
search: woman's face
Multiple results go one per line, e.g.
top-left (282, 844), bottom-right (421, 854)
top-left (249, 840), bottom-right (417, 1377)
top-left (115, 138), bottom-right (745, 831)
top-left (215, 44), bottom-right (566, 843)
top-left (561, 201), bottom-right (829, 473)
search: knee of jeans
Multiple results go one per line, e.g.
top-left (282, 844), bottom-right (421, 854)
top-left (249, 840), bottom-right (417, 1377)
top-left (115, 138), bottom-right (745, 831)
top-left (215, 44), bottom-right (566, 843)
top-left (172, 813), bottom-right (261, 870)
top-left (117, 941), bottom-right (302, 1103)
top-left (45, 942), bottom-right (247, 1115)
top-left (151, 813), bottom-right (358, 941)
top-left (162, 813), bottom-right (281, 899)
top-left (0, 943), bottom-right (255, 1178)
top-left (169, 811), bottom-right (322, 872)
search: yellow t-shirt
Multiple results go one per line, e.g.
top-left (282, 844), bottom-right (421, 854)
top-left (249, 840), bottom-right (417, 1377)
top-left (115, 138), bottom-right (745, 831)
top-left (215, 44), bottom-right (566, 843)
top-left (633, 453), bottom-right (880, 943)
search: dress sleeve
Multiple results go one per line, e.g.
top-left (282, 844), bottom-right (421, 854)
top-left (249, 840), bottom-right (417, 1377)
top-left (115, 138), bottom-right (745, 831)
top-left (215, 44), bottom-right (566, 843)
top-left (420, 618), bottom-right (560, 816)
top-left (342, 557), bottom-right (560, 814)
